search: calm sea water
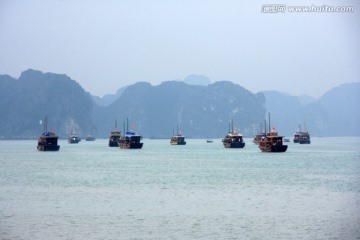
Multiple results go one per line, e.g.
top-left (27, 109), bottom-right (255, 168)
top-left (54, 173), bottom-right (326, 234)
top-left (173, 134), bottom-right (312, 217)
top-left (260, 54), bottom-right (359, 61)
top-left (1, 138), bottom-right (360, 239)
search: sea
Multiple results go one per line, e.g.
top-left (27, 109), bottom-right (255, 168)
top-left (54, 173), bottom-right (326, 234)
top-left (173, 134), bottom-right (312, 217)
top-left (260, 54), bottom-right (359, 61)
top-left (1, 137), bottom-right (360, 240)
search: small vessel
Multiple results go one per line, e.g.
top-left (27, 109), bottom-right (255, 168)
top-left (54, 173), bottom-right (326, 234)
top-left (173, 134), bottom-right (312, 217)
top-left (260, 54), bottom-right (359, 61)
top-left (299, 132), bottom-right (311, 144)
top-left (253, 122), bottom-right (266, 144)
top-left (109, 118), bottom-right (121, 147)
top-left (170, 125), bottom-right (186, 145)
top-left (283, 138), bottom-right (290, 142)
top-left (68, 124), bottom-right (81, 144)
top-left (293, 123), bottom-right (311, 144)
top-left (222, 120), bottom-right (245, 148)
top-left (206, 139), bottom-right (213, 143)
top-left (253, 133), bottom-right (266, 144)
top-left (85, 135), bottom-right (96, 141)
top-left (118, 118), bottom-right (143, 149)
top-left (293, 125), bottom-right (301, 143)
top-left (259, 113), bottom-right (288, 153)
top-left (68, 133), bottom-right (81, 143)
top-left (37, 116), bottom-right (60, 151)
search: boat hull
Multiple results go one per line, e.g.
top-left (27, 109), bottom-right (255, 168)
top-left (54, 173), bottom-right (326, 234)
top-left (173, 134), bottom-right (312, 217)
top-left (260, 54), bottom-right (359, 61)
top-left (223, 142), bottom-right (245, 148)
top-left (119, 142), bottom-right (143, 149)
top-left (259, 145), bottom-right (288, 152)
top-left (68, 139), bottom-right (80, 144)
top-left (109, 133), bottom-right (121, 147)
top-left (108, 141), bottom-right (119, 147)
top-left (170, 141), bottom-right (186, 145)
top-left (37, 145), bottom-right (60, 151)
top-left (299, 140), bottom-right (311, 144)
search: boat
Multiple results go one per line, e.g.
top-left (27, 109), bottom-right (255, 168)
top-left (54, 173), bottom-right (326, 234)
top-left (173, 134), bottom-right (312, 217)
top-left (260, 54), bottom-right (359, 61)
top-left (109, 118), bottom-right (121, 147)
top-left (253, 133), bottom-right (266, 144)
top-left (68, 133), bottom-right (81, 143)
top-left (206, 139), bottom-right (213, 143)
top-left (118, 119), bottom-right (143, 149)
top-left (170, 125), bottom-right (186, 145)
top-left (293, 123), bottom-right (311, 144)
top-left (37, 116), bottom-right (60, 151)
top-left (85, 135), bottom-right (96, 141)
top-left (283, 138), bottom-right (290, 142)
top-left (222, 120), bottom-right (245, 148)
top-left (67, 123), bottom-right (81, 144)
top-left (258, 113), bottom-right (288, 153)
top-left (253, 122), bottom-right (267, 144)
top-left (299, 132), bottom-right (311, 144)
top-left (293, 125), bottom-right (301, 143)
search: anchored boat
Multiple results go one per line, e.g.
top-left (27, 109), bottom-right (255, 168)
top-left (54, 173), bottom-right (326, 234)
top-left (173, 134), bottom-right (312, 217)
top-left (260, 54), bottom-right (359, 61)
top-left (293, 123), bottom-right (311, 144)
top-left (258, 113), bottom-right (288, 153)
top-left (85, 135), bottom-right (96, 141)
top-left (299, 132), bottom-right (311, 144)
top-left (222, 120), bottom-right (245, 148)
top-left (118, 118), bottom-right (143, 149)
top-left (37, 116), bottom-right (60, 151)
top-left (253, 122), bottom-right (266, 144)
top-left (170, 125), bottom-right (186, 145)
top-left (109, 118), bottom-right (121, 147)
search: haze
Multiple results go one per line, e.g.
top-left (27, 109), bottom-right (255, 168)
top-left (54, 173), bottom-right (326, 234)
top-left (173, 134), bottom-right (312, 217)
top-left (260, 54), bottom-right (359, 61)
top-left (0, 0), bottom-right (359, 98)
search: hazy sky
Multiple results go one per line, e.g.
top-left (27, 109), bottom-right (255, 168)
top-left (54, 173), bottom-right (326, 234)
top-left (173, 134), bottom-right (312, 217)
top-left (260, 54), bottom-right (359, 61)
top-left (1, 0), bottom-right (359, 98)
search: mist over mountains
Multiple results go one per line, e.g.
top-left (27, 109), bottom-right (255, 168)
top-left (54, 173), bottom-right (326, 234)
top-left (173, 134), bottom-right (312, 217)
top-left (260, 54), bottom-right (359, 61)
top-left (0, 69), bottom-right (359, 139)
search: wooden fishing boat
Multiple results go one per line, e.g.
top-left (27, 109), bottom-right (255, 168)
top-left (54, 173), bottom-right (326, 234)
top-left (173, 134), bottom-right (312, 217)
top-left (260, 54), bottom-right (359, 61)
top-left (109, 118), bottom-right (121, 147)
top-left (170, 125), bottom-right (186, 145)
top-left (258, 113), bottom-right (287, 153)
top-left (118, 118), bottom-right (143, 149)
top-left (222, 120), bottom-right (245, 148)
top-left (37, 116), bottom-right (60, 151)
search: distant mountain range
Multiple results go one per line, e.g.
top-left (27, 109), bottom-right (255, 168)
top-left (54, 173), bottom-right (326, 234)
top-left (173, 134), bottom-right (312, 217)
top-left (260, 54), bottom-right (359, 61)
top-left (91, 74), bottom-right (211, 107)
top-left (0, 69), bottom-right (359, 139)
top-left (263, 82), bottom-right (360, 136)
top-left (92, 86), bottom-right (127, 106)
top-left (92, 80), bottom-right (265, 138)
top-left (0, 69), bottom-right (95, 139)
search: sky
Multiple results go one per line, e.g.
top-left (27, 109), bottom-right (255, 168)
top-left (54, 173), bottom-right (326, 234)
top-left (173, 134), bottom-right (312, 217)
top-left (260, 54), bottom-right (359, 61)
top-left (0, 0), bottom-right (359, 98)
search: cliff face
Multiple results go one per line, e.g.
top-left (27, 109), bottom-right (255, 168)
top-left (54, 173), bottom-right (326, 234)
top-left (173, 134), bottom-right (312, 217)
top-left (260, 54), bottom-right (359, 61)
top-left (93, 80), bottom-right (266, 138)
top-left (0, 69), bottom-right (95, 139)
top-left (262, 82), bottom-right (360, 137)
top-left (0, 69), bottom-right (358, 139)
top-left (317, 82), bottom-right (360, 136)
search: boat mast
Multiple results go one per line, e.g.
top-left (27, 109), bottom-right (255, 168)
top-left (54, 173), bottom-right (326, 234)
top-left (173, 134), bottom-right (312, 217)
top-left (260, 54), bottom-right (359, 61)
top-left (44, 115), bottom-right (48, 132)
top-left (268, 112), bottom-right (271, 133)
top-left (232, 119), bottom-right (234, 133)
top-left (264, 119), bottom-right (267, 135)
top-left (177, 124), bottom-right (179, 135)
top-left (126, 118), bottom-right (129, 132)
